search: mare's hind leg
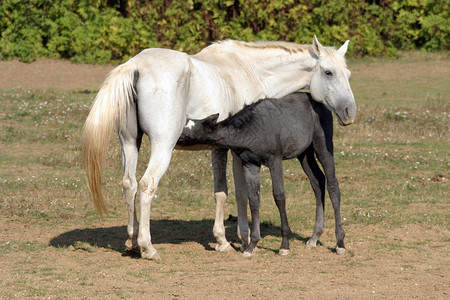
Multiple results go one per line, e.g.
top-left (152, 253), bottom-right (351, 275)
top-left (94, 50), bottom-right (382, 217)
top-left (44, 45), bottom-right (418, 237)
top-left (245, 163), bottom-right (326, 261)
top-left (211, 148), bottom-right (233, 252)
top-left (232, 153), bottom-right (250, 251)
top-left (120, 136), bottom-right (142, 254)
top-left (137, 138), bottom-right (178, 260)
top-left (298, 147), bottom-right (326, 250)
top-left (268, 156), bottom-right (291, 256)
top-left (136, 85), bottom-right (188, 260)
top-left (119, 102), bottom-right (142, 254)
top-left (242, 163), bottom-right (261, 257)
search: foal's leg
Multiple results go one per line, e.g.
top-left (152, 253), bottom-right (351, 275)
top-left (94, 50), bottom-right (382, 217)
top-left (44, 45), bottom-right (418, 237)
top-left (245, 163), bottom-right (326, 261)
top-left (268, 156), bottom-right (291, 256)
top-left (211, 148), bottom-right (233, 252)
top-left (298, 147), bottom-right (326, 250)
top-left (232, 152), bottom-right (250, 251)
top-left (314, 143), bottom-right (346, 255)
top-left (119, 102), bottom-right (142, 254)
top-left (242, 163), bottom-right (261, 257)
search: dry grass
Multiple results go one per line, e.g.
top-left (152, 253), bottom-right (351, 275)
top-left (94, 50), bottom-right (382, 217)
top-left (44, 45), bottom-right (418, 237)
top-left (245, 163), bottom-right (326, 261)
top-left (0, 52), bottom-right (449, 298)
top-left (1, 52), bottom-right (448, 231)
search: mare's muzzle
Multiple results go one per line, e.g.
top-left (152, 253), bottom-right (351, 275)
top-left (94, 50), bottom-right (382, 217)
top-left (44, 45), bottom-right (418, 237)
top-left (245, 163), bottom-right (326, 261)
top-left (335, 102), bottom-right (356, 126)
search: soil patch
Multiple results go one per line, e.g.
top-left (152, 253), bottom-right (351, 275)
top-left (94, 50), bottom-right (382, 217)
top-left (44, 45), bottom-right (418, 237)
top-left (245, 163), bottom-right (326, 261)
top-left (0, 59), bottom-right (114, 89)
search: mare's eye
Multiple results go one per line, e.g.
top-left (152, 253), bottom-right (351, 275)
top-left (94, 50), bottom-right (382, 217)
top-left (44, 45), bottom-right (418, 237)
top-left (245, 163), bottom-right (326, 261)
top-left (325, 70), bottom-right (333, 76)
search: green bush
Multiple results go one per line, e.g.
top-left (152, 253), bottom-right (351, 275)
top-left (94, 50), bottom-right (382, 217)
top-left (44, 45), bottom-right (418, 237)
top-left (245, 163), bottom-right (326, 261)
top-left (0, 0), bottom-right (448, 63)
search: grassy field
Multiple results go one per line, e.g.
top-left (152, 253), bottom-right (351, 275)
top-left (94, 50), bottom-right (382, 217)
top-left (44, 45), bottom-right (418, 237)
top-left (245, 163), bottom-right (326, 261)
top-left (0, 52), bottom-right (449, 298)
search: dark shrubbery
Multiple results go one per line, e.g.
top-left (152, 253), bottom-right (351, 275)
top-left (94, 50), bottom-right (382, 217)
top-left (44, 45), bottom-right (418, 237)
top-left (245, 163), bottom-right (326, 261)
top-left (1, 0), bottom-right (448, 63)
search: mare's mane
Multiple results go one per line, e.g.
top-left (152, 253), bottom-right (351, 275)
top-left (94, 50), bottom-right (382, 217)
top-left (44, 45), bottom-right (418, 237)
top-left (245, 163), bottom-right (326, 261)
top-left (216, 40), bottom-right (311, 54)
top-left (215, 40), bottom-right (347, 67)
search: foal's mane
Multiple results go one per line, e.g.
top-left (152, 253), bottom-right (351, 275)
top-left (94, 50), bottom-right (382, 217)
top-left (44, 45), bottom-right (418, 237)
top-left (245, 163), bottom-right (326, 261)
top-left (219, 99), bottom-right (265, 130)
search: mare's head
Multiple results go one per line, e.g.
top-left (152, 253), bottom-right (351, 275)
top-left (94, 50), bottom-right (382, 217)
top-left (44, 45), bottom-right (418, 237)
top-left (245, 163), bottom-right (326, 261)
top-left (309, 36), bottom-right (356, 126)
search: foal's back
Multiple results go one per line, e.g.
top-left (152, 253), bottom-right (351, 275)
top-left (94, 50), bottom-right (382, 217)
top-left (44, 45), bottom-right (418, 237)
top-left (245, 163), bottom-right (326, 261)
top-left (222, 92), bottom-right (331, 162)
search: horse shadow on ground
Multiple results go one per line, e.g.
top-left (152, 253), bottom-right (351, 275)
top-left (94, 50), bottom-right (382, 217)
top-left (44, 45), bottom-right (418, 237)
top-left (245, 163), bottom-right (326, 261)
top-left (49, 216), bottom-right (311, 257)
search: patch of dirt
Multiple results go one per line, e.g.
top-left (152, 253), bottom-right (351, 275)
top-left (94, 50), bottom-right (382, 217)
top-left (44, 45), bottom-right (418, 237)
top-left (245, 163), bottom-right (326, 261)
top-left (1, 218), bottom-right (449, 299)
top-left (0, 59), bottom-right (114, 89)
top-left (1, 58), bottom-right (449, 299)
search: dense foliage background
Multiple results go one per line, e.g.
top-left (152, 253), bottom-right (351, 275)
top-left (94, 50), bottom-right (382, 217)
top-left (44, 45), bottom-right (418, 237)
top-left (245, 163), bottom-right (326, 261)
top-left (0, 0), bottom-right (448, 63)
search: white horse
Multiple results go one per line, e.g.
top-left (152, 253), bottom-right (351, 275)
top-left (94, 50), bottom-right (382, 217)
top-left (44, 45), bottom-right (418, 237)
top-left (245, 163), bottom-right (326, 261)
top-left (82, 36), bottom-right (356, 260)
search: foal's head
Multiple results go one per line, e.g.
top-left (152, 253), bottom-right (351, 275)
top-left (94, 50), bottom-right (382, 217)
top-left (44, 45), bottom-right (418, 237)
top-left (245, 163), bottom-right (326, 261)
top-left (178, 114), bottom-right (220, 147)
top-left (309, 36), bottom-right (356, 126)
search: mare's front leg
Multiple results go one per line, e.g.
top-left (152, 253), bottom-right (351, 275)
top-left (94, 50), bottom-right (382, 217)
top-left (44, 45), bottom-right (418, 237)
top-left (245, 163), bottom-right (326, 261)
top-left (232, 152), bottom-right (250, 251)
top-left (268, 156), bottom-right (291, 256)
top-left (242, 163), bottom-right (261, 257)
top-left (211, 148), bottom-right (233, 252)
top-left (298, 147), bottom-right (326, 251)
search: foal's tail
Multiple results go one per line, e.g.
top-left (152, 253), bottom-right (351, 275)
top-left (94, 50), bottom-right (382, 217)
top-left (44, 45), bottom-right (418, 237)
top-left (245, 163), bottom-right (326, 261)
top-left (81, 62), bottom-right (137, 217)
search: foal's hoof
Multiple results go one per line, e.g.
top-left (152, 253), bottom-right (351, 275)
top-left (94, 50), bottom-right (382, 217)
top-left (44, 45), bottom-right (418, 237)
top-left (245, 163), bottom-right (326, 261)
top-left (242, 251), bottom-right (253, 258)
top-left (278, 249), bottom-right (290, 256)
top-left (336, 247), bottom-right (346, 256)
top-left (240, 241), bottom-right (250, 252)
top-left (141, 248), bottom-right (161, 260)
top-left (305, 241), bottom-right (317, 251)
top-left (242, 246), bottom-right (258, 257)
top-left (215, 242), bottom-right (234, 253)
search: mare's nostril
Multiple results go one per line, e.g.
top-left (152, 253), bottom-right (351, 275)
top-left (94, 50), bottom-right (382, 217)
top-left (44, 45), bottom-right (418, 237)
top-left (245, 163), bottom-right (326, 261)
top-left (344, 107), bottom-right (350, 120)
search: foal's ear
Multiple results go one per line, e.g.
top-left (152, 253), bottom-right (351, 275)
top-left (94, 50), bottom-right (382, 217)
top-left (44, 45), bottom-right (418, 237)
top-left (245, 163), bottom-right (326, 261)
top-left (338, 40), bottom-right (350, 56)
top-left (312, 35), bottom-right (324, 57)
top-left (203, 113), bottom-right (219, 128)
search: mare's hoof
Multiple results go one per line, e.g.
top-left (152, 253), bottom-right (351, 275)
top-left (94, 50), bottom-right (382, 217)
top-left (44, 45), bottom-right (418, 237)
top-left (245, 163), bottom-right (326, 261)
top-left (124, 239), bottom-right (139, 254)
top-left (278, 249), bottom-right (290, 256)
top-left (215, 242), bottom-right (234, 253)
top-left (141, 248), bottom-right (161, 260)
top-left (336, 247), bottom-right (346, 256)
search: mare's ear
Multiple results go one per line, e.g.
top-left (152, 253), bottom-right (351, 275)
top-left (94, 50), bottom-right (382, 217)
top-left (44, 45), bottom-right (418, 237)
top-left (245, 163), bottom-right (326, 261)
top-left (203, 113), bottom-right (219, 128)
top-left (312, 35), bottom-right (323, 57)
top-left (338, 40), bottom-right (349, 56)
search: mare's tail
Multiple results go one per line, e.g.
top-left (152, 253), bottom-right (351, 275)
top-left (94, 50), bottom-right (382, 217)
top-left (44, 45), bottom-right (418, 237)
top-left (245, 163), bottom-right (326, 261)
top-left (81, 62), bottom-right (137, 217)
